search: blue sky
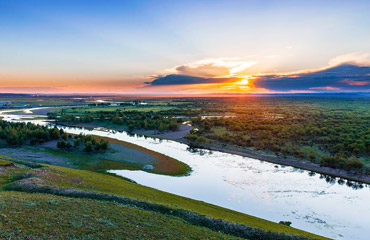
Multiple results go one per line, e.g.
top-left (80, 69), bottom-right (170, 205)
top-left (0, 0), bottom-right (369, 93)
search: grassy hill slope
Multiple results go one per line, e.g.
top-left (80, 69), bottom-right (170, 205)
top-left (0, 157), bottom-right (329, 239)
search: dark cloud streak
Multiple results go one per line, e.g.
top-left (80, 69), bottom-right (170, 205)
top-left (146, 74), bottom-right (240, 85)
top-left (145, 64), bottom-right (370, 92)
top-left (255, 64), bottom-right (370, 91)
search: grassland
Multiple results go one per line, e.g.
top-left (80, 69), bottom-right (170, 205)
top-left (0, 157), bottom-right (328, 239)
top-left (1, 192), bottom-right (244, 240)
top-left (0, 159), bottom-right (12, 166)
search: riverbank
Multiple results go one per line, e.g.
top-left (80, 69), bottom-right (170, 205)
top-left (56, 121), bottom-right (370, 184)
top-left (180, 139), bottom-right (370, 185)
top-left (57, 121), bottom-right (192, 139)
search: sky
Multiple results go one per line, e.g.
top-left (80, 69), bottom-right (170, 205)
top-left (0, 0), bottom-right (369, 94)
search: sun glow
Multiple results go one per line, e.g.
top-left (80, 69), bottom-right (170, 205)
top-left (238, 79), bottom-right (249, 85)
top-left (222, 77), bottom-right (252, 91)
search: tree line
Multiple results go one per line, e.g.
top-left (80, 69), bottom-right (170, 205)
top-left (49, 110), bottom-right (183, 132)
top-left (0, 120), bottom-right (109, 153)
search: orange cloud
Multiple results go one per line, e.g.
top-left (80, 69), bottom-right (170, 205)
top-left (341, 79), bottom-right (370, 86)
top-left (310, 86), bottom-right (341, 90)
top-left (163, 58), bottom-right (258, 78)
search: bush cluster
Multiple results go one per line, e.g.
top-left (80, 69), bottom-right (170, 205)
top-left (0, 120), bottom-right (62, 145)
top-left (57, 133), bottom-right (109, 153)
top-left (0, 120), bottom-right (109, 153)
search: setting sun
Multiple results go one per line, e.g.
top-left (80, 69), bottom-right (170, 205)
top-left (238, 79), bottom-right (250, 85)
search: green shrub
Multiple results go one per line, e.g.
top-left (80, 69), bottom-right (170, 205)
top-left (346, 157), bottom-right (364, 170)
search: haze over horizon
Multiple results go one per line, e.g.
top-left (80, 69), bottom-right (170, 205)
top-left (1, 0), bottom-right (369, 94)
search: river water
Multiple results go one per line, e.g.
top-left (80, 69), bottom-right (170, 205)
top-left (1, 109), bottom-right (369, 240)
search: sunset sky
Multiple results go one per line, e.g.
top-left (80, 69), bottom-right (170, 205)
top-left (0, 0), bottom-right (369, 94)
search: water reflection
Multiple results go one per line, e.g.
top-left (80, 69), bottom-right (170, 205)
top-left (187, 146), bottom-right (369, 189)
top-left (186, 146), bottom-right (211, 156)
top-left (346, 180), bottom-right (364, 190)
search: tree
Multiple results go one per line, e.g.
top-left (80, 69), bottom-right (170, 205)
top-left (94, 143), bottom-right (101, 151)
top-left (99, 139), bottom-right (109, 151)
top-left (74, 138), bottom-right (81, 148)
top-left (320, 156), bottom-right (337, 168)
top-left (57, 140), bottom-right (66, 149)
top-left (66, 142), bottom-right (72, 149)
top-left (84, 141), bottom-right (93, 153)
top-left (62, 134), bottom-right (68, 140)
top-left (128, 124), bottom-right (134, 132)
top-left (308, 151), bottom-right (316, 162)
top-left (279, 221), bottom-right (292, 226)
top-left (50, 127), bottom-right (61, 139)
top-left (346, 157), bottom-right (364, 170)
top-left (6, 129), bottom-right (21, 145)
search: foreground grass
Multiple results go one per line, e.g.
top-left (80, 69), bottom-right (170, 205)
top-left (0, 191), bottom-right (241, 239)
top-left (0, 159), bottom-right (12, 166)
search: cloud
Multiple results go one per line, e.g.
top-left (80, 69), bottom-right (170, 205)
top-left (146, 74), bottom-right (240, 85)
top-left (145, 53), bottom-right (370, 93)
top-left (310, 86), bottom-right (341, 91)
top-left (172, 62), bottom-right (230, 78)
top-left (163, 58), bottom-right (258, 78)
top-left (328, 52), bottom-right (370, 67)
top-left (254, 64), bottom-right (370, 91)
top-left (146, 57), bottom-right (255, 86)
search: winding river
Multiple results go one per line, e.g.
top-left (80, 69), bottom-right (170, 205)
top-left (1, 109), bottom-right (369, 240)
